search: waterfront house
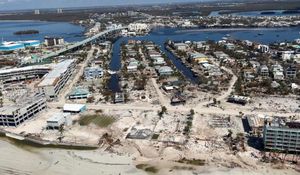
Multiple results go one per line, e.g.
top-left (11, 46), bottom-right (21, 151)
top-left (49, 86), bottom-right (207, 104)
top-left (174, 43), bottom-right (189, 51)
top-left (188, 52), bottom-right (209, 64)
top-left (153, 57), bottom-right (166, 65)
top-left (46, 113), bottom-right (71, 129)
top-left (158, 66), bottom-right (173, 76)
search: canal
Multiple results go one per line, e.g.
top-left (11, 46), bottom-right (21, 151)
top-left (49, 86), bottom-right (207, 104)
top-left (108, 27), bottom-right (300, 92)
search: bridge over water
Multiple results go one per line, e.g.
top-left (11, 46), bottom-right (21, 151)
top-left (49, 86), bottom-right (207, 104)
top-left (39, 27), bottom-right (127, 61)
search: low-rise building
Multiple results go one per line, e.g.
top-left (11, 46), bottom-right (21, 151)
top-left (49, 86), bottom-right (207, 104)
top-left (158, 66), bottom-right (173, 76)
top-left (243, 69), bottom-right (256, 80)
top-left (260, 65), bottom-right (269, 77)
top-left (174, 43), bottom-right (189, 51)
top-left (214, 51), bottom-right (229, 60)
top-left (68, 87), bottom-right (91, 99)
top-left (227, 95), bottom-right (250, 105)
top-left (280, 51), bottom-right (294, 61)
top-left (63, 104), bottom-right (86, 113)
top-left (285, 65), bottom-right (297, 78)
top-left (46, 113), bottom-right (71, 129)
top-left (84, 66), bottom-right (103, 80)
top-left (224, 43), bottom-right (235, 50)
top-left (272, 64), bottom-right (284, 80)
top-left (153, 57), bottom-right (166, 65)
top-left (188, 52), bottom-right (209, 64)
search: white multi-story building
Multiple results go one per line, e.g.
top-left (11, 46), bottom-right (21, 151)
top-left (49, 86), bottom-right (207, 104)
top-left (258, 44), bottom-right (269, 53)
top-left (84, 66), bottom-right (103, 80)
top-left (38, 59), bottom-right (75, 99)
top-left (0, 65), bottom-right (51, 83)
top-left (264, 119), bottom-right (300, 153)
top-left (0, 93), bottom-right (46, 126)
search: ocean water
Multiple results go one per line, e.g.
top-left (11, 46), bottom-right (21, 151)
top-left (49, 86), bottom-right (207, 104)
top-left (0, 20), bottom-right (85, 43)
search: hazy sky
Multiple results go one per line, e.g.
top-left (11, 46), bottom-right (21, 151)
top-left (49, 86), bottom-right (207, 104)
top-left (0, 0), bottom-right (215, 11)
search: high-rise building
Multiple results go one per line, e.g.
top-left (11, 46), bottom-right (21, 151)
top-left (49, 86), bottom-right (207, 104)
top-left (57, 8), bottom-right (63, 14)
top-left (34, 9), bottom-right (40, 15)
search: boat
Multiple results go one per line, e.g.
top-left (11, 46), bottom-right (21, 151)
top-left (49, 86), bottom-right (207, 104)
top-left (222, 37), bottom-right (228, 40)
top-left (107, 70), bottom-right (117, 75)
top-left (225, 34), bottom-right (231, 37)
top-left (258, 33), bottom-right (264, 36)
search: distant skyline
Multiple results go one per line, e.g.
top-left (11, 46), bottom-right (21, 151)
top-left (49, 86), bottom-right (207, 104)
top-left (0, 0), bottom-right (217, 11)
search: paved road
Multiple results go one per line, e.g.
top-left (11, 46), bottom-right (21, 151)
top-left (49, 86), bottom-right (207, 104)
top-left (48, 101), bottom-right (298, 118)
top-left (58, 47), bottom-right (95, 104)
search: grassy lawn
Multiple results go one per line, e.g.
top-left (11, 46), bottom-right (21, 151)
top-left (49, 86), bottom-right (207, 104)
top-left (79, 114), bottom-right (116, 128)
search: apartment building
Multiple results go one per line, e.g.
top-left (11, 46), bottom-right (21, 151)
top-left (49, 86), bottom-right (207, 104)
top-left (0, 93), bottom-right (46, 126)
top-left (263, 120), bottom-right (300, 153)
top-left (38, 59), bottom-right (75, 99)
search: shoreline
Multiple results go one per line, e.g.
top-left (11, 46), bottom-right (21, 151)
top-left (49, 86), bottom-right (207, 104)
top-left (175, 27), bottom-right (299, 33)
top-left (0, 130), bottom-right (98, 150)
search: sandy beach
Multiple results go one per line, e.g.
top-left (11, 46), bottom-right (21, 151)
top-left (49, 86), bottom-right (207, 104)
top-left (0, 139), bottom-right (145, 175)
top-left (0, 138), bottom-right (299, 175)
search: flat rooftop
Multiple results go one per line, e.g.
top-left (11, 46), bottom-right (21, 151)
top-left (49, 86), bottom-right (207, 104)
top-left (38, 59), bottom-right (74, 87)
top-left (0, 65), bottom-right (50, 75)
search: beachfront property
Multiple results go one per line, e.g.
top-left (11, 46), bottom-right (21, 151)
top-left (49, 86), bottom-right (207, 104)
top-left (38, 59), bottom-right (75, 99)
top-left (263, 119), bottom-right (300, 153)
top-left (0, 40), bottom-right (40, 51)
top-left (84, 66), bottom-right (103, 80)
top-left (0, 93), bottom-right (46, 126)
top-left (46, 113), bottom-right (71, 129)
top-left (0, 65), bottom-right (51, 83)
